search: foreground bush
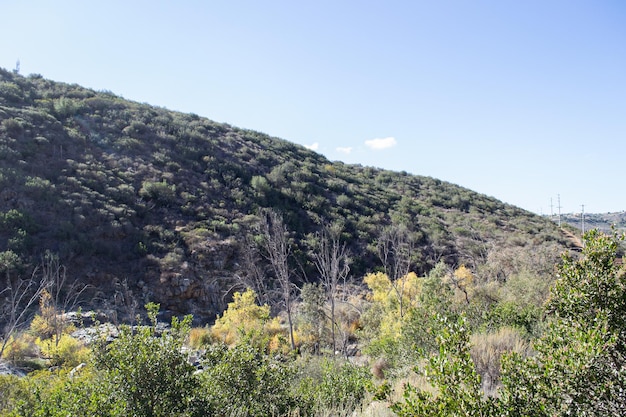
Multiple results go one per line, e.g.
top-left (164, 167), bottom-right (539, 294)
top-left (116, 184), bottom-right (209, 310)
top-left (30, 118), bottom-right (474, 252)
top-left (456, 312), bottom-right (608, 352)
top-left (2, 301), bottom-right (373, 417)
top-left (295, 356), bottom-right (372, 416)
top-left (393, 231), bottom-right (626, 416)
top-left (94, 303), bottom-right (200, 417)
top-left (198, 342), bottom-right (298, 416)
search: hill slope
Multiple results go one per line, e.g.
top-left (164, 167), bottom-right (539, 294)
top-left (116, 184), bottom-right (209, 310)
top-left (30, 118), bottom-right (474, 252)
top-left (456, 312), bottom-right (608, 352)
top-left (557, 211), bottom-right (626, 233)
top-left (0, 69), bottom-right (575, 321)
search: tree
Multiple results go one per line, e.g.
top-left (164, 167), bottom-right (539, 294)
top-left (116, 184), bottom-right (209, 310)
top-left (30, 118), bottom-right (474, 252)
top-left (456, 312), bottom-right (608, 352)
top-left (448, 264), bottom-right (474, 304)
top-left (377, 223), bottom-right (415, 317)
top-left (30, 251), bottom-right (89, 344)
top-left (258, 208), bottom-right (296, 350)
top-left (500, 230), bottom-right (626, 415)
top-left (235, 235), bottom-right (274, 308)
top-left (0, 251), bottom-right (49, 358)
top-left (211, 288), bottom-right (285, 350)
top-left (298, 283), bottom-right (329, 352)
top-left (362, 271), bottom-right (424, 366)
top-left (311, 223), bottom-right (351, 352)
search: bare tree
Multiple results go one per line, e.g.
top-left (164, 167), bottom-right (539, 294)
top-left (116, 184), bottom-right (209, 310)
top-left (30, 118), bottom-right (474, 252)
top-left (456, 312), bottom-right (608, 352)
top-left (36, 252), bottom-right (90, 344)
top-left (234, 236), bottom-right (274, 309)
top-left (113, 278), bottom-right (139, 328)
top-left (377, 223), bottom-right (415, 318)
top-left (258, 208), bottom-right (296, 350)
top-left (0, 253), bottom-right (49, 358)
top-left (312, 223), bottom-right (350, 353)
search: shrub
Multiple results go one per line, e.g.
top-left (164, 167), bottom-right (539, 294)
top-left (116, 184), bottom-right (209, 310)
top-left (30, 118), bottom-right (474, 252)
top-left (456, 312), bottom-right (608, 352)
top-left (24, 175), bottom-right (55, 199)
top-left (393, 231), bottom-right (626, 416)
top-left (499, 230), bottom-right (626, 416)
top-left (139, 180), bottom-right (176, 205)
top-left (210, 288), bottom-right (286, 351)
top-left (0, 332), bottom-right (37, 363)
top-left (52, 97), bottom-right (83, 118)
top-left (392, 314), bottom-right (497, 417)
top-left (94, 303), bottom-right (199, 417)
top-left (296, 356), bottom-right (372, 416)
top-left (0, 374), bottom-right (29, 414)
top-left (35, 334), bottom-right (90, 367)
top-left (199, 342), bottom-right (298, 416)
top-left (187, 326), bottom-right (212, 349)
top-left (1, 368), bottom-right (122, 417)
top-left (0, 209), bottom-right (30, 233)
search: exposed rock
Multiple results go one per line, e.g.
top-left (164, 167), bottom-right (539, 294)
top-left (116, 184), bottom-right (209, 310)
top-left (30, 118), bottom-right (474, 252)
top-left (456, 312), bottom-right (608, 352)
top-left (0, 360), bottom-right (26, 377)
top-left (71, 323), bottom-right (119, 345)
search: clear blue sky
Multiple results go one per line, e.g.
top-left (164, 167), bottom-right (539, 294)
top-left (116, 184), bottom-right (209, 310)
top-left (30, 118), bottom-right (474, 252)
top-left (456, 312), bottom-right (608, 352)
top-left (2, 1), bottom-right (625, 214)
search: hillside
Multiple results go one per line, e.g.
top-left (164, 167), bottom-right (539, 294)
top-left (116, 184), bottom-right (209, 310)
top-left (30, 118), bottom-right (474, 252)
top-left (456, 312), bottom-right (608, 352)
top-left (556, 211), bottom-right (626, 233)
top-left (0, 68), bottom-right (576, 322)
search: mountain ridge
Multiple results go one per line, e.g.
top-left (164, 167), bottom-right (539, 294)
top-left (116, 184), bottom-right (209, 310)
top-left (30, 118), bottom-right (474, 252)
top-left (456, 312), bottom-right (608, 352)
top-left (0, 68), bottom-right (575, 322)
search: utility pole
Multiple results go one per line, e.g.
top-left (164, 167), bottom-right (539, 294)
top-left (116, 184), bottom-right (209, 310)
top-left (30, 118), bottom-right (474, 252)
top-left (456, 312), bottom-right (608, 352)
top-left (581, 204), bottom-right (585, 240)
top-left (557, 194), bottom-right (562, 228)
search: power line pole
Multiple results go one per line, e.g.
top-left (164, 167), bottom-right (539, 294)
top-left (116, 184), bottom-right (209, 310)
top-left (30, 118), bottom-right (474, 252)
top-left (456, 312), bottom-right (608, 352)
top-left (581, 204), bottom-right (585, 240)
top-left (557, 194), bottom-right (562, 228)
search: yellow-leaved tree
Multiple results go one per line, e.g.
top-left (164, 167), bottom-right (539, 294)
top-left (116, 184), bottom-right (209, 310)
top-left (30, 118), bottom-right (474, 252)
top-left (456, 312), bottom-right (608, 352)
top-left (210, 288), bottom-right (286, 351)
top-left (363, 271), bottom-right (423, 353)
top-left (448, 264), bottom-right (474, 304)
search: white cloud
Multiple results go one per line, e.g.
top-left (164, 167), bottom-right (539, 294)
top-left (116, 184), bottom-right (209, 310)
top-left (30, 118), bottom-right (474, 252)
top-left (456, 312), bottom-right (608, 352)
top-left (336, 147), bottom-right (353, 154)
top-left (365, 137), bottom-right (397, 150)
top-left (304, 142), bottom-right (319, 151)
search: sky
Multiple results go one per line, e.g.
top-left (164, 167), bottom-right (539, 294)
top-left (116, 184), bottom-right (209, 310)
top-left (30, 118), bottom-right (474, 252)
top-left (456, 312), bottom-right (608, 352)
top-left (2, 1), bottom-right (625, 214)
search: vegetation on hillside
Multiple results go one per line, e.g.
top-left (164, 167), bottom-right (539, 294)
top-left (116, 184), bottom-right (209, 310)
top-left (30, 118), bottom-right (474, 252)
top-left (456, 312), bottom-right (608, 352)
top-left (557, 210), bottom-right (626, 233)
top-left (1, 68), bottom-right (623, 415)
top-left (0, 68), bottom-right (575, 324)
top-left (0, 231), bottom-right (623, 416)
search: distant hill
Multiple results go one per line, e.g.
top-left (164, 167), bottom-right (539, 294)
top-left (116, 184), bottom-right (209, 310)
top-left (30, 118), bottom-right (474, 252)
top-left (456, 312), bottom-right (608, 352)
top-left (553, 211), bottom-right (626, 233)
top-left (0, 68), bottom-right (576, 322)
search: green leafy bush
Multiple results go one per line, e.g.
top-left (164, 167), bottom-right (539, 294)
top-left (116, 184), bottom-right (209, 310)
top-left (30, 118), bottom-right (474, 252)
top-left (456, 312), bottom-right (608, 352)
top-left (198, 342), bottom-right (298, 416)
top-left (392, 314), bottom-right (497, 417)
top-left (500, 230), bottom-right (626, 416)
top-left (394, 231), bottom-right (626, 416)
top-left (139, 180), bottom-right (176, 205)
top-left (94, 303), bottom-right (199, 417)
top-left (296, 356), bottom-right (372, 416)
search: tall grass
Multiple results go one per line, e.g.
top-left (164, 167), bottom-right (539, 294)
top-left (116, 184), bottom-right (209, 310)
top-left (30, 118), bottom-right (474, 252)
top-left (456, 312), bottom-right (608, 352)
top-left (470, 326), bottom-right (530, 396)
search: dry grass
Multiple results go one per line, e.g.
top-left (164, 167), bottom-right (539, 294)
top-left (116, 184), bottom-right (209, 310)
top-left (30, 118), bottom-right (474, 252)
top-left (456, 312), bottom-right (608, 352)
top-left (187, 326), bottom-right (212, 349)
top-left (470, 326), bottom-right (530, 396)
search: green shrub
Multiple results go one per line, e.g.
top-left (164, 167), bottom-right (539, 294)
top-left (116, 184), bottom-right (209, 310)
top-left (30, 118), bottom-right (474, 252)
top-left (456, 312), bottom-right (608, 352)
top-left (0, 209), bottom-right (30, 232)
top-left (394, 231), bottom-right (626, 416)
top-left (199, 342), bottom-right (298, 416)
top-left (2, 368), bottom-right (122, 417)
top-left (296, 356), bottom-right (372, 416)
top-left (392, 314), bottom-right (497, 417)
top-left (139, 180), bottom-right (176, 205)
top-left (499, 230), bottom-right (626, 416)
top-left (94, 303), bottom-right (199, 417)
top-left (52, 97), bottom-right (83, 118)
top-left (35, 334), bottom-right (90, 367)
